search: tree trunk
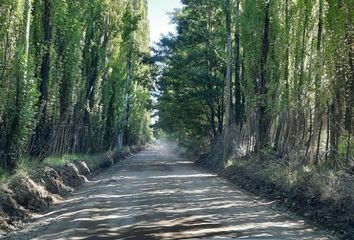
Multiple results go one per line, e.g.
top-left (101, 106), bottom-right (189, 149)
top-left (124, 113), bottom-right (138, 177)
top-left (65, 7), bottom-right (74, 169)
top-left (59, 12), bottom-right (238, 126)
top-left (329, 99), bottom-right (340, 165)
top-left (5, 0), bottom-right (33, 170)
top-left (30, 0), bottom-right (52, 159)
top-left (234, 0), bottom-right (242, 125)
top-left (274, 0), bottom-right (290, 152)
top-left (39, 0), bottom-right (51, 107)
top-left (344, 10), bottom-right (354, 162)
top-left (23, 0), bottom-right (32, 86)
top-left (256, 0), bottom-right (272, 150)
top-left (223, 0), bottom-right (233, 161)
top-left (119, 50), bottom-right (133, 147)
top-left (309, 0), bottom-right (323, 165)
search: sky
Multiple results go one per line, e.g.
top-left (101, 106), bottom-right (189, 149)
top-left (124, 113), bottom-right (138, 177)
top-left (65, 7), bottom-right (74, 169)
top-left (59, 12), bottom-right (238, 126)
top-left (148, 0), bottom-right (183, 46)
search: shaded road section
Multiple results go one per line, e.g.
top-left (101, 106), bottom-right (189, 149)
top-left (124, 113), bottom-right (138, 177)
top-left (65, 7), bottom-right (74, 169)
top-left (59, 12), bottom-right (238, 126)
top-left (6, 146), bottom-right (330, 239)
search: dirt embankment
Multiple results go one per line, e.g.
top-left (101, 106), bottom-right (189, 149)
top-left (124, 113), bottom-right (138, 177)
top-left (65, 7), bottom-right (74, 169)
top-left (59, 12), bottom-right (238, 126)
top-left (195, 154), bottom-right (354, 239)
top-left (0, 146), bottom-right (143, 236)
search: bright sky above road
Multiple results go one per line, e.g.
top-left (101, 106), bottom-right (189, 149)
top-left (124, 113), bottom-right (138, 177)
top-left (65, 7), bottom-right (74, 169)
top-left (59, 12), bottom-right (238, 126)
top-left (148, 0), bottom-right (183, 46)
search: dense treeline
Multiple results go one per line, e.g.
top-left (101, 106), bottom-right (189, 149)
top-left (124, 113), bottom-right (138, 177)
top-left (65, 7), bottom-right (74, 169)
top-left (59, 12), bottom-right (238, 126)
top-left (0, 0), bottom-right (152, 171)
top-left (156, 0), bottom-right (354, 167)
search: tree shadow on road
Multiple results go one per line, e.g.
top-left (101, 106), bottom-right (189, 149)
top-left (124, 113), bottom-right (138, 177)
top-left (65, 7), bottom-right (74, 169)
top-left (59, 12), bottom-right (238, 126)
top-left (5, 151), bottom-right (328, 240)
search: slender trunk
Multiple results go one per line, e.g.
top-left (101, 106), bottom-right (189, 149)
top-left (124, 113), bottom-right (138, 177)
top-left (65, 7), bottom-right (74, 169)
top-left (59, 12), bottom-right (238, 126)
top-left (119, 50), bottom-right (133, 147)
top-left (234, 0), bottom-right (242, 125)
top-left (206, 3), bottom-right (218, 140)
top-left (0, 7), bottom-right (13, 85)
top-left (298, 0), bottom-right (310, 102)
top-left (309, 0), bottom-right (323, 165)
top-left (5, 0), bottom-right (33, 170)
top-left (30, 0), bottom-right (52, 158)
top-left (223, 0), bottom-right (233, 161)
top-left (217, 99), bottom-right (223, 135)
top-left (329, 59), bottom-right (344, 164)
top-left (330, 100), bottom-right (340, 165)
top-left (256, 0), bottom-right (272, 150)
top-left (274, 0), bottom-right (290, 152)
top-left (296, 0), bottom-right (311, 142)
top-left (316, 118), bottom-right (323, 161)
top-left (210, 110), bottom-right (217, 138)
top-left (23, 0), bottom-right (32, 86)
top-left (241, 52), bottom-right (246, 123)
top-left (305, 105), bottom-right (313, 156)
top-left (284, 0), bottom-right (290, 105)
top-left (325, 102), bottom-right (330, 161)
top-left (344, 14), bottom-right (354, 161)
top-left (39, 0), bottom-right (51, 107)
top-left (274, 113), bottom-right (285, 152)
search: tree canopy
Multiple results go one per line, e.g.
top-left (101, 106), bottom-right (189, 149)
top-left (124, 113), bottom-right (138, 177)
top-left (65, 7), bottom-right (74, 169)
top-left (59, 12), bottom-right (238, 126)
top-left (0, 0), bottom-right (153, 171)
top-left (156, 0), bottom-right (354, 166)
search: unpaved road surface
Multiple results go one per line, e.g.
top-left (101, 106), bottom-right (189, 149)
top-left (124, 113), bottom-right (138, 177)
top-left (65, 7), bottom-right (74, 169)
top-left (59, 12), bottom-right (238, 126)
top-left (5, 146), bottom-right (331, 239)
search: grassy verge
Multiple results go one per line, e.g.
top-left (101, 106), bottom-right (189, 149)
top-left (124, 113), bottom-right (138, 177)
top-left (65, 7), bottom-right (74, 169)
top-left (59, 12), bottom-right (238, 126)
top-left (0, 147), bottom-right (132, 187)
top-left (0, 157), bottom-right (42, 187)
top-left (43, 153), bottom-right (107, 166)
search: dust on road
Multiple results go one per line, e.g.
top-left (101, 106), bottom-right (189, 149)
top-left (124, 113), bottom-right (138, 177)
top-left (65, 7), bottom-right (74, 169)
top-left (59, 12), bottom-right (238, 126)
top-left (5, 146), bottom-right (330, 239)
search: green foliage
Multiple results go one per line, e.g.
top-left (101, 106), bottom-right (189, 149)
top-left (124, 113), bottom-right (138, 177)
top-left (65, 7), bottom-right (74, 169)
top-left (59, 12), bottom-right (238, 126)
top-left (339, 135), bottom-right (354, 163)
top-left (156, 0), bottom-right (354, 166)
top-left (44, 152), bottom-right (107, 166)
top-left (155, 0), bottom-right (227, 151)
top-left (0, 0), bottom-right (152, 171)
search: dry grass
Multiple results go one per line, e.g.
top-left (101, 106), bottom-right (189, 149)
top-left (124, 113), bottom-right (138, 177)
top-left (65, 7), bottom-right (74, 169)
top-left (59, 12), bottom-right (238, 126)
top-left (0, 147), bottom-right (131, 187)
top-left (227, 152), bottom-right (353, 202)
top-left (212, 151), bottom-right (354, 237)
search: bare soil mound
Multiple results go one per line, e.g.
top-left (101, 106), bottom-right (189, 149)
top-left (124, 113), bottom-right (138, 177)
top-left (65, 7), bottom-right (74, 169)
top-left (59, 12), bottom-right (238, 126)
top-left (74, 161), bottom-right (91, 176)
top-left (0, 188), bottom-right (29, 234)
top-left (54, 164), bottom-right (88, 188)
top-left (8, 177), bottom-right (59, 213)
top-left (32, 166), bottom-right (72, 196)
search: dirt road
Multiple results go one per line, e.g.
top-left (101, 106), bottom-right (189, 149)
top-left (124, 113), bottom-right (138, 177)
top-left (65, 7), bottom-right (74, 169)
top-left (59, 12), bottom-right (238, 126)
top-left (5, 146), bottom-right (330, 239)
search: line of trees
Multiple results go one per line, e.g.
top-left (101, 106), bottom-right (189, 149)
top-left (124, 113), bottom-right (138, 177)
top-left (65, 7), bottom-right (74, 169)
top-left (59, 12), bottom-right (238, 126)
top-left (0, 0), bottom-right (153, 171)
top-left (156, 0), bottom-right (354, 167)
